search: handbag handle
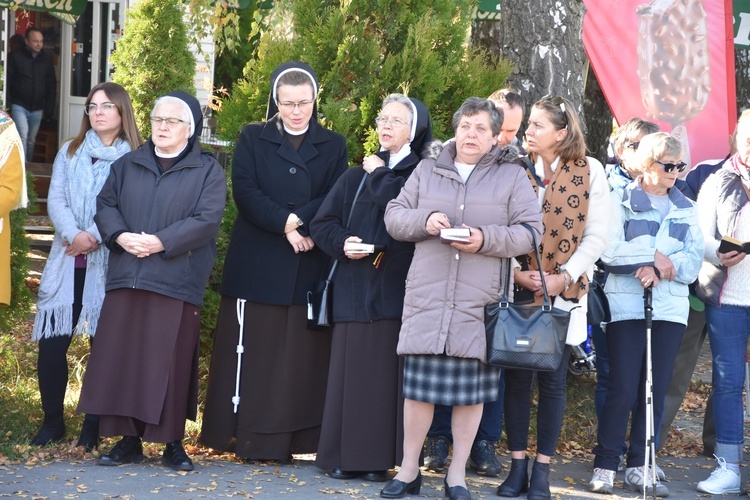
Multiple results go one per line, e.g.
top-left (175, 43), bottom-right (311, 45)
top-left (501, 222), bottom-right (553, 311)
top-left (324, 172), bottom-right (369, 281)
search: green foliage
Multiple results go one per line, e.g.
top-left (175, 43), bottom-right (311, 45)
top-left (213, 1), bottom-right (261, 92)
top-left (110, 0), bottom-right (196, 137)
top-left (0, 171), bottom-right (35, 334)
top-left (218, 0), bottom-right (513, 163)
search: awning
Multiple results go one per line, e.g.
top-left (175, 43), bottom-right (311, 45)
top-left (1, 0), bottom-right (87, 25)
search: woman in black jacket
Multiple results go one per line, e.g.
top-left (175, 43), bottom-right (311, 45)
top-left (310, 94), bottom-right (432, 481)
top-left (200, 61), bottom-right (349, 461)
top-left (77, 91), bottom-right (227, 471)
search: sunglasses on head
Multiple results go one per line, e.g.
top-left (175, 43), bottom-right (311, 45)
top-left (541, 95), bottom-right (568, 129)
top-left (655, 160), bottom-right (687, 173)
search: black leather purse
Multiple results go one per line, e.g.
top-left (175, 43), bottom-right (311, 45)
top-left (306, 173), bottom-right (368, 330)
top-left (484, 223), bottom-right (571, 371)
top-left (587, 266), bottom-right (611, 326)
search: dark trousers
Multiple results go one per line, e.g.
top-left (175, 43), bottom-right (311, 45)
top-left (428, 371), bottom-right (505, 444)
top-left (657, 305), bottom-right (715, 451)
top-left (503, 345), bottom-right (572, 457)
top-left (593, 320), bottom-right (683, 471)
top-left (37, 269), bottom-right (89, 420)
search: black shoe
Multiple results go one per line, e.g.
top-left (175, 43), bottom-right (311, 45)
top-left (424, 436), bottom-right (450, 472)
top-left (328, 468), bottom-right (358, 480)
top-left (444, 478), bottom-right (472, 499)
top-left (30, 420), bottom-right (66, 447)
top-left (76, 415), bottom-right (100, 452)
top-left (497, 457), bottom-right (529, 497)
top-left (380, 471), bottom-right (422, 498)
top-left (468, 440), bottom-right (502, 477)
top-left (162, 440), bottom-right (194, 471)
top-left (361, 470), bottom-right (388, 482)
top-left (97, 436), bottom-right (144, 466)
top-left (527, 460), bottom-right (550, 500)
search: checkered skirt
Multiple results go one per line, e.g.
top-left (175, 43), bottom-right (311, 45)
top-left (403, 354), bottom-right (503, 406)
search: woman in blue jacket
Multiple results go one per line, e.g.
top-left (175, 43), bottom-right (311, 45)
top-left (590, 132), bottom-right (703, 497)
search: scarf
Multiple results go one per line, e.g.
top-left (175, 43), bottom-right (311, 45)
top-left (0, 111), bottom-right (27, 234)
top-left (527, 156), bottom-right (591, 301)
top-left (32, 129), bottom-right (132, 340)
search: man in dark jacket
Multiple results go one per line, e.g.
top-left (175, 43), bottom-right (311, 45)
top-left (7, 28), bottom-right (56, 162)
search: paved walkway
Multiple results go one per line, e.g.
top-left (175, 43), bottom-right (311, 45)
top-left (0, 452), bottom-right (735, 499)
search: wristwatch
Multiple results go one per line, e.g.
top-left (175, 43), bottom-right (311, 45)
top-left (296, 216), bottom-right (304, 228)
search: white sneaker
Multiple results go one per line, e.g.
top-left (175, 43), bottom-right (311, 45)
top-left (589, 467), bottom-right (615, 494)
top-left (655, 463), bottom-right (666, 481)
top-left (697, 457), bottom-right (741, 494)
top-left (624, 466), bottom-right (670, 497)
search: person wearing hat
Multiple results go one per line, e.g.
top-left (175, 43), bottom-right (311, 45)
top-left (310, 93), bottom-right (433, 482)
top-left (77, 90), bottom-right (227, 471)
top-left (200, 61), bottom-right (348, 462)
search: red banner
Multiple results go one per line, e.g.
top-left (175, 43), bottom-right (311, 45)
top-left (583, 0), bottom-right (736, 168)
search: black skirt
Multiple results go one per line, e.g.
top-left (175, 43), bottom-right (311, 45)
top-left (315, 320), bottom-right (404, 471)
top-left (403, 353), bottom-right (502, 406)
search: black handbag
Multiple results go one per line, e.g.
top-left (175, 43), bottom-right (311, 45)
top-left (484, 223), bottom-right (571, 371)
top-left (307, 263), bottom-right (336, 330)
top-left (306, 173), bottom-right (368, 330)
top-left (587, 266), bottom-right (611, 325)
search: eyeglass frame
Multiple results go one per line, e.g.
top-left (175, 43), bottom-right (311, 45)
top-left (655, 160), bottom-right (687, 173)
top-left (374, 116), bottom-right (408, 128)
top-left (276, 100), bottom-right (315, 110)
top-left (626, 141), bottom-right (640, 150)
top-left (84, 102), bottom-right (118, 115)
top-left (541, 95), bottom-right (569, 130)
top-left (150, 116), bottom-right (188, 128)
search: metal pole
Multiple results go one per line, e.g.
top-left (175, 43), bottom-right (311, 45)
top-left (643, 287), bottom-right (657, 500)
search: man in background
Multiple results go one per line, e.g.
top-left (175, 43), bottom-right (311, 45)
top-left (7, 28), bottom-right (56, 162)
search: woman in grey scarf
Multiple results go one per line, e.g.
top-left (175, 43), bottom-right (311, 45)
top-left (30, 82), bottom-right (141, 450)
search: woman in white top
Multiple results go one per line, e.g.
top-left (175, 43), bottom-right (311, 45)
top-left (498, 96), bottom-right (609, 500)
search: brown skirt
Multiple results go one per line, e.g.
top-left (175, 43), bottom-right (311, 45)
top-left (77, 289), bottom-right (200, 443)
top-left (200, 296), bottom-right (332, 460)
top-left (315, 320), bottom-right (404, 472)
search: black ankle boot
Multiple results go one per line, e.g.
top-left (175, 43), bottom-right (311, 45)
top-left (497, 457), bottom-right (529, 497)
top-left (527, 460), bottom-right (551, 500)
top-left (30, 416), bottom-right (65, 446)
top-left (76, 414), bottom-right (100, 451)
top-left (97, 436), bottom-right (144, 466)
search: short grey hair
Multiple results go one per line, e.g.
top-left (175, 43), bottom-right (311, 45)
top-left (381, 93), bottom-right (414, 128)
top-left (151, 96), bottom-right (193, 134)
top-left (452, 97), bottom-right (503, 136)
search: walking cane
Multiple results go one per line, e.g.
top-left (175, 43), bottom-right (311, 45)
top-left (232, 298), bottom-right (247, 413)
top-left (642, 286), bottom-right (657, 500)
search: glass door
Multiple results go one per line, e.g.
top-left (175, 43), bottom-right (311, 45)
top-left (59, 0), bottom-right (123, 140)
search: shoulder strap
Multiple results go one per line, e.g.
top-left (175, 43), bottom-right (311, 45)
top-left (326, 172), bottom-right (368, 280)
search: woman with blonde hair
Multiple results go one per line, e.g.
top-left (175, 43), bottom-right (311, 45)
top-left (500, 96), bottom-right (610, 500)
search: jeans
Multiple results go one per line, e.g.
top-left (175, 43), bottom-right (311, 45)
top-left (10, 104), bottom-right (43, 162)
top-left (591, 322), bottom-right (608, 418)
top-left (428, 370), bottom-right (505, 444)
top-left (705, 303), bottom-right (750, 463)
top-left (503, 345), bottom-right (572, 457)
top-left (593, 320), bottom-right (683, 471)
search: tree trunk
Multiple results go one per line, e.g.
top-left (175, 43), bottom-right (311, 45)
top-left (736, 47), bottom-right (750, 115)
top-left (497, 0), bottom-right (587, 112)
top-left (583, 64), bottom-right (613, 166)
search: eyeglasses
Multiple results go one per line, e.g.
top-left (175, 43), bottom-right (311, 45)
top-left (84, 102), bottom-right (117, 115)
top-left (277, 100), bottom-right (314, 110)
top-left (541, 95), bottom-right (568, 130)
top-left (655, 160), bottom-right (687, 173)
top-left (375, 116), bottom-right (408, 128)
top-left (150, 116), bottom-right (188, 128)
top-left (626, 141), bottom-right (640, 149)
